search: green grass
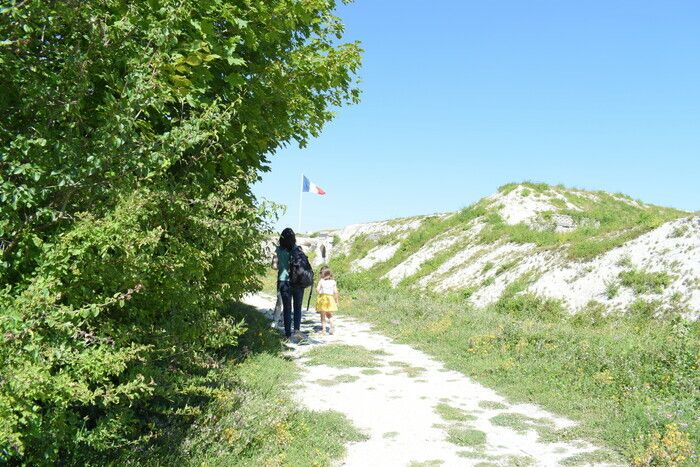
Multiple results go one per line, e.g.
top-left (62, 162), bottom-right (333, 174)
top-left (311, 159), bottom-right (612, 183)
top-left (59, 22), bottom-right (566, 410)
top-left (399, 236), bottom-right (476, 288)
top-left (671, 224), bottom-right (690, 238)
top-left (619, 268), bottom-right (674, 294)
top-left (408, 460), bottom-right (444, 467)
top-left (486, 184), bottom-right (685, 260)
top-left (334, 202), bottom-right (488, 287)
top-left (280, 182), bottom-right (694, 465)
top-left (260, 265), bottom-right (279, 296)
top-left (456, 450), bottom-right (535, 466)
top-left (560, 449), bottom-right (623, 466)
top-left (478, 400), bottom-right (508, 410)
top-left (305, 344), bottom-right (387, 368)
top-left (435, 403), bottom-right (477, 422)
top-left (446, 427), bottom-right (487, 447)
top-left (389, 360), bottom-right (426, 377)
top-left (179, 359), bottom-right (366, 466)
top-left (605, 280), bottom-right (620, 299)
top-left (495, 259), bottom-right (519, 276)
top-left (490, 413), bottom-right (560, 443)
top-left (315, 374), bottom-right (360, 386)
top-left (457, 450), bottom-right (497, 460)
top-left (335, 286), bottom-right (699, 465)
top-left (124, 302), bottom-right (365, 466)
top-left (502, 455), bottom-right (537, 466)
top-left (477, 190), bottom-right (685, 260)
top-left (499, 181), bottom-right (550, 195)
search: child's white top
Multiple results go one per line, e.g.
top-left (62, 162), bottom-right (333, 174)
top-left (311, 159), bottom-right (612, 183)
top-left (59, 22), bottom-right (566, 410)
top-left (317, 278), bottom-right (337, 295)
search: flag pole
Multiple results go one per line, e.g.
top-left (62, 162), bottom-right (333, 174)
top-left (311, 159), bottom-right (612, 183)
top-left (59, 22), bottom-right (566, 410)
top-left (298, 173), bottom-right (303, 232)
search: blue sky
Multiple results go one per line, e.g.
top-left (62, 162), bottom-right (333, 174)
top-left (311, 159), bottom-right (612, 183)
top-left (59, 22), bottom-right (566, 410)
top-left (254, 0), bottom-right (700, 232)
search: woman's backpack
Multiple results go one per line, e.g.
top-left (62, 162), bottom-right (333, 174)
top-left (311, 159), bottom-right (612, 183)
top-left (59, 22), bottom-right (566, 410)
top-left (290, 246), bottom-right (314, 288)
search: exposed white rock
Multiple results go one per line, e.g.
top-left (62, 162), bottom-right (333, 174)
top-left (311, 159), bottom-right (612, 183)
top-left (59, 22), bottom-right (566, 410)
top-left (611, 194), bottom-right (645, 208)
top-left (417, 243), bottom-right (488, 288)
top-left (352, 243), bottom-right (401, 271)
top-left (336, 218), bottom-right (424, 243)
top-left (432, 242), bottom-right (534, 293)
top-left (530, 216), bottom-right (700, 318)
top-left (331, 218), bottom-right (425, 256)
top-left (414, 221), bottom-right (487, 287)
top-left (486, 185), bottom-right (579, 226)
top-left (470, 250), bottom-right (560, 308)
top-left (327, 183), bottom-right (700, 319)
top-left (385, 232), bottom-right (465, 286)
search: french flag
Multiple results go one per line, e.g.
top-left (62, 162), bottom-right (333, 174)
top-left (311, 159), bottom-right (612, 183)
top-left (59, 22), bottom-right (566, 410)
top-left (302, 175), bottom-right (326, 195)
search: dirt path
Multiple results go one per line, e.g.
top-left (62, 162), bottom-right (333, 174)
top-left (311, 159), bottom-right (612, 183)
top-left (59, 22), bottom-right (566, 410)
top-left (244, 294), bottom-right (616, 467)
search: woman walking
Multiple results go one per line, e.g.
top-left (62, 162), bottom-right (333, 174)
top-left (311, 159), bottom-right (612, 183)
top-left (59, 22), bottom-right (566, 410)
top-left (276, 228), bottom-right (305, 340)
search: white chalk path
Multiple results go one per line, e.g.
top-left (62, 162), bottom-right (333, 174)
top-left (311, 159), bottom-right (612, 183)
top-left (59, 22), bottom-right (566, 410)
top-left (244, 294), bottom-right (618, 467)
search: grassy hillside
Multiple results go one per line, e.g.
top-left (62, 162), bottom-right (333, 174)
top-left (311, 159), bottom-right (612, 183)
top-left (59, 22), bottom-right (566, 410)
top-left (318, 183), bottom-right (698, 465)
top-left (333, 182), bottom-right (687, 285)
top-left (327, 182), bottom-right (699, 318)
top-left (332, 285), bottom-right (698, 465)
top-left (484, 183), bottom-right (686, 259)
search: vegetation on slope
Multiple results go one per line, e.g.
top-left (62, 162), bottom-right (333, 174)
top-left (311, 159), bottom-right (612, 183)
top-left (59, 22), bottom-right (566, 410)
top-left (330, 278), bottom-right (699, 465)
top-left (323, 190), bottom-right (698, 465)
top-left (333, 182), bottom-right (687, 291)
top-left (484, 183), bottom-right (687, 260)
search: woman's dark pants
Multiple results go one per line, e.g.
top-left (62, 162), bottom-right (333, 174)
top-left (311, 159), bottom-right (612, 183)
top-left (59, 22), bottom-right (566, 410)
top-left (279, 281), bottom-right (304, 337)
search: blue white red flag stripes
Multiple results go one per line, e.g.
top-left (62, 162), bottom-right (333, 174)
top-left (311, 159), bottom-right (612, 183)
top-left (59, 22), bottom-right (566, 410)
top-left (302, 175), bottom-right (326, 195)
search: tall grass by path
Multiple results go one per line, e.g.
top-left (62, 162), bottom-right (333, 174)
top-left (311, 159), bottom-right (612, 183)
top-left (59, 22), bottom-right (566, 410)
top-left (124, 302), bottom-right (364, 466)
top-left (335, 283), bottom-right (699, 466)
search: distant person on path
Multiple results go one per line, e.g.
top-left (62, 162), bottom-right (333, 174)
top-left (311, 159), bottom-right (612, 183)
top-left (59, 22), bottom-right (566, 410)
top-left (276, 228), bottom-right (304, 340)
top-left (316, 266), bottom-right (339, 335)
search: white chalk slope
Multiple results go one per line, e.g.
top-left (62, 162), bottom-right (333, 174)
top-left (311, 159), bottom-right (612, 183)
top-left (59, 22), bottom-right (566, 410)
top-left (326, 184), bottom-right (700, 318)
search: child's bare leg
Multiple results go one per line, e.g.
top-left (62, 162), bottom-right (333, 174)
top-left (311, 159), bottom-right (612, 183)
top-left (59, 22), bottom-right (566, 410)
top-left (327, 313), bottom-right (334, 334)
top-left (320, 313), bottom-right (326, 335)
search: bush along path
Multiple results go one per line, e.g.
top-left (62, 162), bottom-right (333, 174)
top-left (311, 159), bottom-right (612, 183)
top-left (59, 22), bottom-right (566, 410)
top-left (244, 294), bottom-right (622, 467)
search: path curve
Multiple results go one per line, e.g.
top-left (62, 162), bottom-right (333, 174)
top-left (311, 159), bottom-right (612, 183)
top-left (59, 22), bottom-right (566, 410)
top-left (245, 294), bottom-right (616, 467)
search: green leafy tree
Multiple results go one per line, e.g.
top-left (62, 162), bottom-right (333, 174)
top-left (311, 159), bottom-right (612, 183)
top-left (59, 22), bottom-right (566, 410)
top-left (0, 0), bottom-right (360, 463)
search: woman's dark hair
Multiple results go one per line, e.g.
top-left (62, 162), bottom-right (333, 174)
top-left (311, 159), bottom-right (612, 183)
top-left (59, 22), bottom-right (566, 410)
top-left (279, 228), bottom-right (296, 251)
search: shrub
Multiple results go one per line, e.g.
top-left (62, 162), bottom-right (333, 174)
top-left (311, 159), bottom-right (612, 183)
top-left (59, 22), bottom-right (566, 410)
top-left (572, 301), bottom-right (608, 327)
top-left (0, 187), bottom-right (263, 463)
top-left (619, 269), bottom-right (674, 295)
top-left (605, 280), bottom-right (621, 299)
top-left (0, 0), bottom-right (361, 462)
top-left (632, 424), bottom-right (694, 466)
top-left (491, 276), bottom-right (565, 322)
top-left (670, 224), bottom-right (689, 238)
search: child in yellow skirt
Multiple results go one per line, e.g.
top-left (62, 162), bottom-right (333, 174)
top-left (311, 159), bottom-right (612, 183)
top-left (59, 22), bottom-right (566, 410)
top-left (316, 266), bottom-right (339, 335)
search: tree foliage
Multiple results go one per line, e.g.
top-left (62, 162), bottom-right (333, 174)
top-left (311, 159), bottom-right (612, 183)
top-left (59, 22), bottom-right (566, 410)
top-left (0, 0), bottom-right (360, 462)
